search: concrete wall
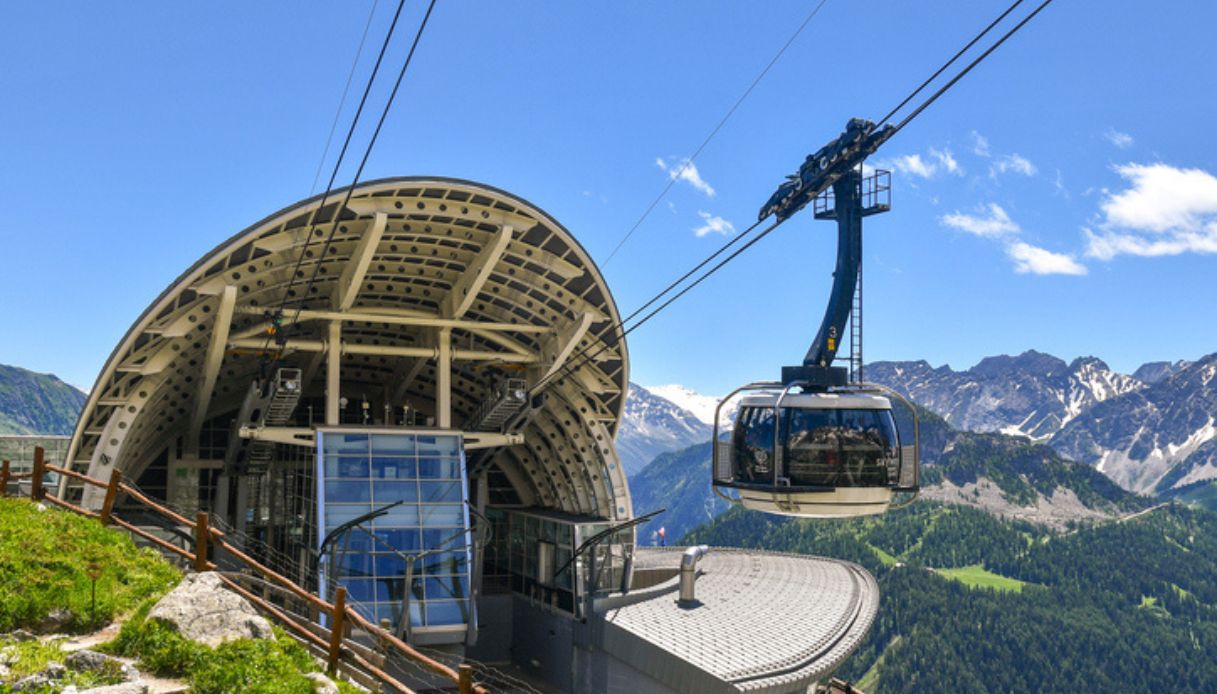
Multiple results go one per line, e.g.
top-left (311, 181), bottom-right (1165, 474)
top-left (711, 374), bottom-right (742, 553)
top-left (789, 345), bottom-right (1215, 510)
top-left (510, 597), bottom-right (575, 691)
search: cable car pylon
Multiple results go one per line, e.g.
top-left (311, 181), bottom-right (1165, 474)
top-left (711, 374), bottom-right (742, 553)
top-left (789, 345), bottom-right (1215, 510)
top-left (712, 119), bottom-right (920, 519)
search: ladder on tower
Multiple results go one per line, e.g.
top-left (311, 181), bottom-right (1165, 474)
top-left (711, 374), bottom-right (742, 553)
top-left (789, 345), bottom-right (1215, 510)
top-left (850, 263), bottom-right (863, 383)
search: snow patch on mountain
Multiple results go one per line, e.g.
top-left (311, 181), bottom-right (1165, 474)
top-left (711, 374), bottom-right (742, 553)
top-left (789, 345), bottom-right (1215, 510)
top-left (644, 384), bottom-right (723, 426)
top-left (868, 352), bottom-right (1143, 442)
top-left (617, 383), bottom-right (711, 476)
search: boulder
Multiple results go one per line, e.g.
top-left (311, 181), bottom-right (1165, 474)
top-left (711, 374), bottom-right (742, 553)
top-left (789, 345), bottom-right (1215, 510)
top-left (12, 662), bottom-right (66, 691)
top-left (36, 608), bottom-right (74, 634)
top-left (147, 572), bottom-right (273, 647)
top-left (3, 629), bottom-right (35, 642)
top-left (65, 649), bottom-right (131, 681)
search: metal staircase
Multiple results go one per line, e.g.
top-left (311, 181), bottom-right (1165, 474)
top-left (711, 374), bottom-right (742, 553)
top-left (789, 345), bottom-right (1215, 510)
top-left (466, 378), bottom-right (528, 432)
top-left (225, 368), bottom-right (303, 475)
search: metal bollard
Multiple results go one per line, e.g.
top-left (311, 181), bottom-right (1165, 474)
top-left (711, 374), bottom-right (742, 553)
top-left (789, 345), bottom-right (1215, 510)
top-left (678, 545), bottom-right (710, 606)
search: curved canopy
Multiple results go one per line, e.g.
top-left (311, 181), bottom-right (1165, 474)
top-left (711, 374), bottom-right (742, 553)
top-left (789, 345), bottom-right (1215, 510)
top-left (66, 177), bottom-right (632, 520)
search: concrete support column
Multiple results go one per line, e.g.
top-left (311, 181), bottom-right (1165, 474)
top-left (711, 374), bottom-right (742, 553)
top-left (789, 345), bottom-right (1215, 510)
top-left (437, 328), bottom-right (452, 428)
top-left (326, 320), bottom-right (342, 425)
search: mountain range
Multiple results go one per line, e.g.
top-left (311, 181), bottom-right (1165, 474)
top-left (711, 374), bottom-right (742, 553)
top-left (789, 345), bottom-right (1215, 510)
top-left (0, 364), bottom-right (86, 435)
top-left (867, 350), bottom-right (1217, 497)
top-left (619, 350), bottom-right (1217, 541)
top-left (615, 383), bottom-right (711, 475)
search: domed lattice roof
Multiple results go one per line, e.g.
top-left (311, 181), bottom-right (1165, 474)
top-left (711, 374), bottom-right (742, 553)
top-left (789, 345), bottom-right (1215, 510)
top-left (66, 177), bottom-right (632, 520)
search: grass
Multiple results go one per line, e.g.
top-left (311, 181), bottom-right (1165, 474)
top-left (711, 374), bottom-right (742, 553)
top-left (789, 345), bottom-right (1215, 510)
top-left (868, 543), bottom-right (898, 567)
top-left (936, 564), bottom-right (1029, 593)
top-left (0, 498), bottom-right (180, 633)
top-left (105, 605), bottom-right (362, 694)
top-left (0, 497), bottom-right (361, 693)
top-left (0, 636), bottom-right (126, 692)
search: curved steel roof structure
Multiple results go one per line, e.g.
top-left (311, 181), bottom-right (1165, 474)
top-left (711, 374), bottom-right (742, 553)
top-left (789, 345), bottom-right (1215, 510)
top-left (66, 177), bottom-right (632, 521)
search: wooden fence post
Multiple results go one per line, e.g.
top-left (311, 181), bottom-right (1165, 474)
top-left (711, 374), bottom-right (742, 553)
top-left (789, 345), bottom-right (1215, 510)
top-left (459, 664), bottom-right (473, 694)
top-left (30, 447), bottom-right (45, 501)
top-left (1, 460), bottom-right (9, 498)
top-left (327, 587), bottom-right (347, 674)
top-left (99, 470), bottom-right (122, 526)
top-left (194, 512), bottom-right (210, 571)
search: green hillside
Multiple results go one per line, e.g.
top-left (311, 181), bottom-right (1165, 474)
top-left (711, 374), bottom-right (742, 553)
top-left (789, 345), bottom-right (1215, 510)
top-left (0, 364), bottom-right (86, 435)
top-left (686, 502), bottom-right (1217, 692)
top-left (629, 441), bottom-right (729, 544)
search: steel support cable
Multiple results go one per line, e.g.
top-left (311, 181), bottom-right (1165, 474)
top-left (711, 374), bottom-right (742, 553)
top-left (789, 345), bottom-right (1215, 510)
top-left (285, 0), bottom-right (440, 337)
top-left (525, 216), bottom-right (767, 397)
top-left (530, 216), bottom-right (786, 396)
top-left (261, 0), bottom-right (412, 356)
top-left (883, 0), bottom-right (1056, 139)
top-left (309, 0), bottom-right (384, 196)
top-left (618, 217), bottom-right (766, 327)
top-left (530, 0), bottom-right (1058, 398)
top-left (873, 0), bottom-right (1026, 128)
top-left (600, 0), bottom-right (833, 267)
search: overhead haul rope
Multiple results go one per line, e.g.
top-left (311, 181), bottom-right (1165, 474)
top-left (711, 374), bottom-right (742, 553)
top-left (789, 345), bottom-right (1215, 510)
top-left (600, 0), bottom-right (834, 267)
top-left (260, 0), bottom-right (412, 359)
top-left (261, 0), bottom-right (440, 361)
top-left (285, 0), bottom-right (439, 331)
top-left (873, 0), bottom-right (1026, 129)
top-left (308, 0), bottom-right (383, 197)
top-left (530, 0), bottom-right (1058, 396)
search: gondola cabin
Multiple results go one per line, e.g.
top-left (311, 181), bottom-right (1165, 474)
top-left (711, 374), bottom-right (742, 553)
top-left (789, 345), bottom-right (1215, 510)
top-left (712, 385), bottom-right (919, 518)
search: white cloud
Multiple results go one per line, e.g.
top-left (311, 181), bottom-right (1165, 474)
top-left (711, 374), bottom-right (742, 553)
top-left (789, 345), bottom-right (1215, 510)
top-left (882, 148), bottom-right (963, 179)
top-left (656, 157), bottom-right (715, 197)
top-left (931, 147), bottom-right (963, 175)
top-left (941, 203), bottom-right (1020, 238)
top-left (1006, 241), bottom-right (1088, 275)
top-left (942, 204), bottom-right (1087, 276)
top-left (971, 131), bottom-right (991, 157)
top-left (1104, 128), bottom-right (1134, 149)
top-left (990, 153), bottom-right (1037, 178)
top-left (1052, 169), bottom-right (1068, 198)
top-left (693, 210), bottom-right (734, 237)
top-left (1084, 163), bottom-right (1217, 260)
top-left (890, 153), bottom-right (936, 178)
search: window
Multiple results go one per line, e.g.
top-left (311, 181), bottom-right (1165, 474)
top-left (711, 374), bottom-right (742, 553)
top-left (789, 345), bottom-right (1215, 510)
top-left (317, 430), bottom-right (472, 637)
top-left (783, 408), bottom-right (898, 487)
top-left (733, 407), bottom-right (775, 482)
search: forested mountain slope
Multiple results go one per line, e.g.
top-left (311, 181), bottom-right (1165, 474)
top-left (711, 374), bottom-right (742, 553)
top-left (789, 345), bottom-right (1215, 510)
top-left (686, 502), bottom-right (1217, 692)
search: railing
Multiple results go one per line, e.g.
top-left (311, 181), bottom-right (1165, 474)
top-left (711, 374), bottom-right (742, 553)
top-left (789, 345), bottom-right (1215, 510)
top-left (1, 448), bottom-right (487, 694)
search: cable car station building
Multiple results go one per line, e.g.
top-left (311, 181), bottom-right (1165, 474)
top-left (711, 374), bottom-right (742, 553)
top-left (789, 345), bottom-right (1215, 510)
top-left (62, 177), bottom-right (877, 693)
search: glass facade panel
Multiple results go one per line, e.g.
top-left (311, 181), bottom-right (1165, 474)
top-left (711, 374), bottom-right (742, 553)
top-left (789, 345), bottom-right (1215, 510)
top-left (317, 429), bottom-right (472, 638)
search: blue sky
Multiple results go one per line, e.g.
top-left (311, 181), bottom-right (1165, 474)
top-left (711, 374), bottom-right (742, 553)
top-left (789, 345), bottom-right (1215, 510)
top-left (2, 1), bottom-right (1216, 396)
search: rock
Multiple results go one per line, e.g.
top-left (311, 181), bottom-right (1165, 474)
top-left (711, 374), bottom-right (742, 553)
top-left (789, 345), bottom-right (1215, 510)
top-left (37, 608), bottom-right (75, 634)
top-left (66, 649), bottom-right (128, 679)
top-left (147, 572), bottom-right (273, 647)
top-left (305, 672), bottom-right (341, 694)
top-left (3, 629), bottom-right (35, 642)
top-left (120, 662), bottom-right (141, 681)
top-left (13, 663), bottom-right (66, 691)
top-left (79, 684), bottom-right (150, 694)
